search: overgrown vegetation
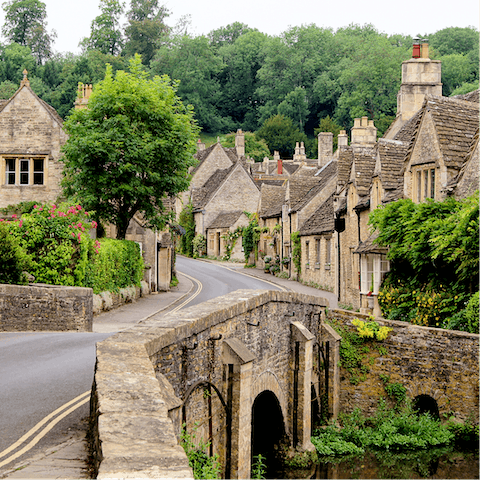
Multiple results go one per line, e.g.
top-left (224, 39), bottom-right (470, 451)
top-left (180, 424), bottom-right (221, 479)
top-left (1, 203), bottom-right (144, 293)
top-left (291, 231), bottom-right (301, 274)
top-left (370, 194), bottom-right (479, 332)
top-left (178, 201), bottom-right (196, 257)
top-left (327, 316), bottom-right (391, 385)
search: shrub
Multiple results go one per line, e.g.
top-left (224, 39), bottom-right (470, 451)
top-left (0, 221), bottom-right (28, 284)
top-left (84, 238), bottom-right (144, 294)
top-left (192, 234), bottom-right (206, 258)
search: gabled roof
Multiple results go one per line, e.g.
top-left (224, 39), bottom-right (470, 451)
top-left (283, 163), bottom-right (300, 175)
top-left (376, 139), bottom-right (408, 193)
top-left (259, 184), bottom-right (286, 219)
top-left (289, 161), bottom-right (337, 213)
top-left (300, 193), bottom-right (335, 236)
top-left (192, 143), bottom-right (238, 174)
top-left (452, 88), bottom-right (479, 103)
top-left (337, 146), bottom-right (354, 187)
top-left (207, 211), bottom-right (245, 229)
top-left (192, 161), bottom-right (258, 211)
top-left (0, 83), bottom-right (64, 126)
top-left (353, 232), bottom-right (388, 254)
top-left (352, 149), bottom-right (377, 197)
top-left (404, 95), bottom-right (479, 171)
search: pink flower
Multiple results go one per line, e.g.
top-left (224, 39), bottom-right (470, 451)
top-left (71, 232), bottom-right (75, 237)
top-left (91, 221), bottom-right (98, 229)
top-left (33, 205), bottom-right (37, 209)
top-left (12, 214), bottom-right (17, 219)
top-left (19, 220), bottom-right (23, 228)
top-left (76, 205), bottom-right (82, 211)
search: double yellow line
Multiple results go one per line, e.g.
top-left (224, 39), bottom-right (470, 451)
top-left (0, 390), bottom-right (90, 469)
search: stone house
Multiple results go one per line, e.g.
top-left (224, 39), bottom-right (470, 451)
top-left (0, 71), bottom-right (67, 209)
top-left (205, 211), bottom-right (250, 260)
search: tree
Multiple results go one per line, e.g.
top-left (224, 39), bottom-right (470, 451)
top-left (80, 0), bottom-right (124, 56)
top-left (62, 55), bottom-right (200, 239)
top-left (2, 0), bottom-right (56, 63)
top-left (123, 0), bottom-right (169, 65)
top-left (256, 114), bottom-right (305, 158)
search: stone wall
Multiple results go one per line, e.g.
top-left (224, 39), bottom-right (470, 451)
top-left (91, 290), bottom-right (327, 479)
top-left (329, 309), bottom-right (479, 422)
top-left (0, 283), bottom-right (92, 331)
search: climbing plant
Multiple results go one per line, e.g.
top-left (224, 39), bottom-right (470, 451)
top-left (178, 201), bottom-right (196, 257)
top-left (291, 231), bottom-right (301, 274)
top-left (192, 234), bottom-right (206, 258)
top-left (221, 227), bottom-right (243, 261)
top-left (242, 213), bottom-right (267, 264)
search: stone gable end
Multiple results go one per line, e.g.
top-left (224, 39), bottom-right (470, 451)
top-left (191, 144), bottom-right (234, 189)
top-left (204, 165), bottom-right (260, 228)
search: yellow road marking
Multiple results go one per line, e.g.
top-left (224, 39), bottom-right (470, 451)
top-left (169, 272), bottom-right (203, 314)
top-left (0, 391), bottom-right (90, 468)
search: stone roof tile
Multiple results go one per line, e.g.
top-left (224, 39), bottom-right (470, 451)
top-left (300, 194), bottom-right (335, 236)
top-left (259, 184), bottom-right (286, 219)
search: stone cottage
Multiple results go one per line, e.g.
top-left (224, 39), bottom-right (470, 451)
top-left (0, 71), bottom-right (66, 209)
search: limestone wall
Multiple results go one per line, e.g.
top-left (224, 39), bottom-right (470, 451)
top-left (91, 290), bottom-right (327, 479)
top-left (329, 309), bottom-right (479, 422)
top-left (0, 283), bottom-right (92, 331)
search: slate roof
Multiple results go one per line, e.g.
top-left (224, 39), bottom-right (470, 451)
top-left (404, 95), bottom-right (479, 171)
top-left (289, 161), bottom-right (337, 213)
top-left (255, 179), bottom-right (286, 189)
top-left (337, 146), bottom-right (354, 187)
top-left (192, 143), bottom-right (238, 174)
top-left (192, 164), bottom-right (235, 211)
top-left (259, 184), bottom-right (286, 219)
top-left (452, 88), bottom-right (479, 103)
top-left (283, 163), bottom-right (300, 175)
top-left (376, 139), bottom-right (408, 192)
top-left (353, 149), bottom-right (377, 197)
top-left (300, 194), bottom-right (335, 236)
top-left (353, 232), bottom-right (388, 254)
top-left (207, 211), bottom-right (244, 229)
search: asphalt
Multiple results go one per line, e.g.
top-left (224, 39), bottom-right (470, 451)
top-left (0, 261), bottom-right (337, 479)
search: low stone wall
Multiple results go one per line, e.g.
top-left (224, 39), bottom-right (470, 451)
top-left (0, 283), bottom-right (93, 332)
top-left (92, 281), bottom-right (150, 315)
top-left (329, 309), bottom-right (479, 423)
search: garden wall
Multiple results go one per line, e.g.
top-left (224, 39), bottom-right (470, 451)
top-left (329, 309), bottom-right (479, 423)
top-left (0, 283), bottom-right (93, 332)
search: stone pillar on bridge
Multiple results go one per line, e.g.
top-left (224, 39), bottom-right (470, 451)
top-left (222, 338), bottom-right (256, 480)
top-left (290, 321), bottom-right (316, 453)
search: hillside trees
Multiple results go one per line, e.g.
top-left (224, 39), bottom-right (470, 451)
top-left (2, 0), bottom-right (56, 63)
top-left (62, 55), bottom-right (199, 239)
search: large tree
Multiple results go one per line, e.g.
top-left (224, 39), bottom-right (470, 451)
top-left (80, 0), bottom-right (124, 56)
top-left (2, 0), bottom-right (56, 63)
top-left (62, 55), bottom-right (199, 239)
top-left (123, 0), bottom-right (169, 65)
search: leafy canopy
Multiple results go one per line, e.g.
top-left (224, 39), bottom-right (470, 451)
top-left (62, 55), bottom-right (199, 239)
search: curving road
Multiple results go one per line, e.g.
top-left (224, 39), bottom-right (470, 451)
top-left (0, 258), bottom-right (283, 473)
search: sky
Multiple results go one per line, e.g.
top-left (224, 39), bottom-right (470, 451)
top-left (0, 0), bottom-right (478, 55)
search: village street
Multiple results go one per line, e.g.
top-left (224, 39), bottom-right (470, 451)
top-left (0, 258), bottom-right (335, 478)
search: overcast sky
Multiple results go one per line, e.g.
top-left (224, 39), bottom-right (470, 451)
top-left (0, 0), bottom-right (478, 55)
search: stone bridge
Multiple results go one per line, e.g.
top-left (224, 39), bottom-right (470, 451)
top-left (90, 290), bottom-right (479, 479)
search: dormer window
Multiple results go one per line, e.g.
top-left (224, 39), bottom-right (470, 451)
top-left (415, 166), bottom-right (435, 202)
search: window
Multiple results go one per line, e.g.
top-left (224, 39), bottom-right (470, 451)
top-left (325, 237), bottom-right (331, 265)
top-left (360, 254), bottom-right (390, 295)
top-left (315, 239), bottom-right (321, 264)
top-left (305, 241), bottom-right (310, 267)
top-left (3, 157), bottom-right (45, 186)
top-left (5, 158), bottom-right (15, 185)
top-left (415, 167), bottom-right (436, 202)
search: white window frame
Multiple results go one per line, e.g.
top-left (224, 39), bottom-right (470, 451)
top-left (3, 157), bottom-right (46, 186)
top-left (360, 253), bottom-right (390, 295)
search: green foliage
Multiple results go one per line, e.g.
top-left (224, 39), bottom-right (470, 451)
top-left (251, 454), bottom-right (266, 479)
top-left (379, 375), bottom-right (407, 405)
top-left (312, 400), bottom-right (456, 456)
top-left (241, 212), bottom-right (260, 263)
top-left (192, 233), bottom-right (206, 258)
top-left (0, 221), bottom-right (27, 284)
top-left (2, 0), bottom-right (56, 63)
top-left (256, 114), bottom-right (305, 157)
top-left (291, 231), bottom-right (301, 274)
top-left (6, 203), bottom-right (97, 286)
top-left (84, 238), bottom-right (143, 294)
top-left (221, 227), bottom-right (242, 261)
top-left (0, 200), bottom-right (38, 215)
top-left (178, 202), bottom-right (195, 257)
top-left (327, 317), bottom-right (389, 385)
top-left (62, 55), bottom-right (199, 239)
top-left (180, 424), bottom-right (221, 479)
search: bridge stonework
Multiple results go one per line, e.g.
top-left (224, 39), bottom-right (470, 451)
top-left (90, 290), bottom-right (479, 479)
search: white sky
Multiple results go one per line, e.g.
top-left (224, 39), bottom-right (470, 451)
top-left (0, 0), bottom-right (478, 55)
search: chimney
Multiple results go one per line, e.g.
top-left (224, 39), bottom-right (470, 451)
top-left (293, 142), bottom-right (307, 162)
top-left (338, 130), bottom-right (348, 147)
top-left (351, 117), bottom-right (377, 147)
top-left (196, 138), bottom-right (206, 152)
top-left (75, 83), bottom-right (93, 110)
top-left (274, 151), bottom-right (280, 161)
top-left (235, 129), bottom-right (245, 157)
top-left (278, 159), bottom-right (283, 175)
top-left (397, 38), bottom-right (441, 121)
top-left (318, 132), bottom-right (333, 167)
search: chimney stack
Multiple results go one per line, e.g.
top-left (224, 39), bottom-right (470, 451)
top-left (351, 117), bottom-right (377, 147)
top-left (318, 132), bottom-right (333, 167)
top-left (338, 130), bottom-right (348, 147)
top-left (196, 138), bottom-right (206, 152)
top-left (75, 83), bottom-right (93, 110)
top-left (235, 129), bottom-right (245, 157)
top-left (278, 159), bottom-right (283, 175)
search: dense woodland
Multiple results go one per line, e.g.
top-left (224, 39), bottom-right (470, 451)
top-left (1, 0), bottom-right (478, 157)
